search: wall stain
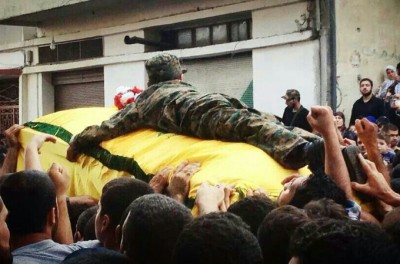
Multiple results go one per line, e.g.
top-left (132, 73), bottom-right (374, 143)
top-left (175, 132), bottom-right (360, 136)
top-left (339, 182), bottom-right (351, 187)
top-left (336, 79), bottom-right (343, 109)
top-left (362, 47), bottom-right (400, 61)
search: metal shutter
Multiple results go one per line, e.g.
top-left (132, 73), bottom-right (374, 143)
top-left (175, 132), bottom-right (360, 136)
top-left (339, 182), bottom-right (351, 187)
top-left (182, 52), bottom-right (253, 105)
top-left (53, 68), bottom-right (104, 111)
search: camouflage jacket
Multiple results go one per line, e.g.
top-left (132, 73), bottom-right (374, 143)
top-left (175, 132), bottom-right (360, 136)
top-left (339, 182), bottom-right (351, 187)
top-left (74, 80), bottom-right (313, 168)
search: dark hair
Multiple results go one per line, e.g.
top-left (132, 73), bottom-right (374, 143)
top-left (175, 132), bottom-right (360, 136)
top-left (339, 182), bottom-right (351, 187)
top-left (75, 205), bottom-right (98, 241)
top-left (122, 194), bottom-right (192, 264)
top-left (83, 215), bottom-right (97, 241)
top-left (333, 111), bottom-right (345, 124)
top-left (0, 170), bottom-right (56, 235)
top-left (391, 178), bottom-right (400, 194)
top-left (173, 212), bottom-right (263, 264)
top-left (289, 173), bottom-right (347, 209)
top-left (382, 123), bottom-right (399, 133)
top-left (303, 198), bottom-right (348, 220)
top-left (74, 205), bottom-right (99, 242)
top-left (228, 195), bottom-right (277, 236)
top-left (257, 205), bottom-right (309, 264)
top-left (0, 146), bottom-right (7, 167)
top-left (384, 221), bottom-right (400, 248)
top-left (62, 248), bottom-right (130, 264)
top-left (68, 199), bottom-right (96, 235)
top-left (290, 219), bottom-right (400, 264)
top-left (377, 116), bottom-right (390, 127)
top-left (100, 178), bottom-right (153, 227)
top-left (378, 131), bottom-right (389, 144)
top-left (360, 78), bottom-right (373, 87)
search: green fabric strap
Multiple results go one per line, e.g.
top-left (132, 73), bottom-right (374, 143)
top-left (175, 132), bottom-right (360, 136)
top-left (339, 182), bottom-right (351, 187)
top-left (24, 121), bottom-right (200, 208)
top-left (25, 121), bottom-right (73, 143)
top-left (24, 121), bottom-right (149, 182)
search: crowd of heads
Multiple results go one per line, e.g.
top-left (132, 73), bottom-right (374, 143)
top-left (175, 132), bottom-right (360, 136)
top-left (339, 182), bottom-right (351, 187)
top-left (0, 119), bottom-right (399, 264)
top-left (0, 55), bottom-right (400, 263)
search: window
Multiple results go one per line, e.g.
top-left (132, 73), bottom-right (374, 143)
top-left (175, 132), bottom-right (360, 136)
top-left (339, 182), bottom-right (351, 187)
top-left (39, 38), bottom-right (103, 64)
top-left (213, 24), bottom-right (228, 44)
top-left (231, 20), bottom-right (250, 41)
top-left (159, 19), bottom-right (251, 50)
top-left (177, 29), bottom-right (192, 49)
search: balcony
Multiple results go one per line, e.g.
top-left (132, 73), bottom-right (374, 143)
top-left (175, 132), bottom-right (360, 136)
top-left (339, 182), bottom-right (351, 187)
top-left (0, 0), bottom-right (117, 26)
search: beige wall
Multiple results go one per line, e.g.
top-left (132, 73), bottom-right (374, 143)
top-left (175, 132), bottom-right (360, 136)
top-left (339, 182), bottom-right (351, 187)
top-left (336, 0), bottom-right (400, 124)
top-left (0, 0), bottom-right (89, 20)
top-left (5, 0), bottom-right (317, 121)
top-left (253, 1), bottom-right (310, 38)
top-left (0, 26), bottom-right (23, 45)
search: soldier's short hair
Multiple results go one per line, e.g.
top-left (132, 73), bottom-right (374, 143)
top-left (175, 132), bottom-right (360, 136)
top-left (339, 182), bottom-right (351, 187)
top-left (145, 53), bottom-right (183, 85)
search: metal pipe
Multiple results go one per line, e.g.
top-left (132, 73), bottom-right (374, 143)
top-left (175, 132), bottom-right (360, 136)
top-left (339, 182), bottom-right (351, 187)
top-left (328, 0), bottom-right (337, 111)
top-left (124, 35), bottom-right (173, 49)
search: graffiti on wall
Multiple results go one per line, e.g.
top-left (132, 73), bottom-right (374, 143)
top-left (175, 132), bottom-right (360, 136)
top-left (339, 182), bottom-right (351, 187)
top-left (350, 50), bottom-right (361, 68)
top-left (362, 47), bottom-right (400, 61)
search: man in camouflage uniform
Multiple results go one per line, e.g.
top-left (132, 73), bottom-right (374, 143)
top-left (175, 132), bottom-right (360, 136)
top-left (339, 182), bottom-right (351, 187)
top-left (67, 53), bottom-right (320, 169)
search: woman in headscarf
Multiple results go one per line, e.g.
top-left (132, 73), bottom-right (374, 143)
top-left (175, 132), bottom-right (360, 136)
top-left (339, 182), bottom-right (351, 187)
top-left (376, 65), bottom-right (400, 100)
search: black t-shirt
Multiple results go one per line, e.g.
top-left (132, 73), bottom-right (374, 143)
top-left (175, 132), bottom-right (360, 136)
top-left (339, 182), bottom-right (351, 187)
top-left (282, 106), bottom-right (312, 132)
top-left (349, 96), bottom-right (385, 125)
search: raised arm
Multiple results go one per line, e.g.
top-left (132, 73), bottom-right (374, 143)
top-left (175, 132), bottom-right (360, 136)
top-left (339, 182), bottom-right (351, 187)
top-left (307, 106), bottom-right (352, 198)
top-left (48, 163), bottom-right (74, 244)
top-left (351, 154), bottom-right (400, 207)
top-left (355, 118), bottom-right (389, 183)
top-left (24, 134), bottom-right (57, 170)
top-left (0, 125), bottom-right (24, 176)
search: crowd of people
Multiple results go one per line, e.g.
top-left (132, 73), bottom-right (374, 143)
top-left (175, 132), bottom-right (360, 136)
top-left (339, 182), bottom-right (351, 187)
top-left (1, 54), bottom-right (400, 263)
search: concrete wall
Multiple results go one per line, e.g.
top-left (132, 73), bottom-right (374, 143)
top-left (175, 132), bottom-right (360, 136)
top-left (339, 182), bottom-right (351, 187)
top-left (3, 0), bottom-right (318, 121)
top-left (0, 26), bottom-right (23, 45)
top-left (20, 73), bottom-right (39, 122)
top-left (336, 0), bottom-right (400, 125)
top-left (0, 51), bottom-right (24, 69)
top-left (41, 0), bottom-right (258, 35)
top-left (253, 1), bottom-right (310, 38)
top-left (252, 1), bottom-right (319, 115)
top-left (41, 72), bottom-right (54, 115)
top-left (0, 0), bottom-right (89, 20)
top-left (104, 62), bottom-right (146, 107)
top-left (253, 40), bottom-right (320, 116)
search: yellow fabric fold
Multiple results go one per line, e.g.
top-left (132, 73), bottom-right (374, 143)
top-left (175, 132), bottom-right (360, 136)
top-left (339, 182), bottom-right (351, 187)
top-left (17, 107), bottom-right (310, 203)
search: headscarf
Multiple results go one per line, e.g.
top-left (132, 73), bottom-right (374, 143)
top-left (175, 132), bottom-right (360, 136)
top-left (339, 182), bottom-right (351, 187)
top-left (386, 65), bottom-right (397, 73)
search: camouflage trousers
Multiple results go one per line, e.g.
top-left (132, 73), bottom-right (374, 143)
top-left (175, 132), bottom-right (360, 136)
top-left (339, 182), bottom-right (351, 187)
top-left (74, 82), bottom-right (320, 169)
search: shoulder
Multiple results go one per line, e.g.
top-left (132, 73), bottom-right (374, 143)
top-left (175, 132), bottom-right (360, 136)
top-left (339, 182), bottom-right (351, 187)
top-left (300, 106), bottom-right (309, 113)
top-left (353, 97), bottom-right (363, 105)
top-left (371, 96), bottom-right (383, 101)
top-left (371, 96), bottom-right (384, 105)
top-left (12, 240), bottom-right (76, 264)
top-left (67, 240), bottom-right (101, 250)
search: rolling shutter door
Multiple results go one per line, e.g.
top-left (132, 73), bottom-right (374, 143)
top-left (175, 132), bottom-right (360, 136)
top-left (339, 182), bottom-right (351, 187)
top-left (53, 68), bottom-right (104, 111)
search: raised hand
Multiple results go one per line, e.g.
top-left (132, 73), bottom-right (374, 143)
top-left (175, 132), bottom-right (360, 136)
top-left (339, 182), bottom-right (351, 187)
top-left (149, 166), bottom-right (172, 193)
top-left (167, 160), bottom-right (200, 203)
top-left (25, 133), bottom-right (57, 170)
top-left (48, 162), bottom-right (70, 196)
top-left (4, 124), bottom-right (24, 148)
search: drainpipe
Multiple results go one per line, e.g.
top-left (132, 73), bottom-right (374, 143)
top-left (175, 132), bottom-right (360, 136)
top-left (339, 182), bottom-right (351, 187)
top-left (327, 0), bottom-right (337, 111)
